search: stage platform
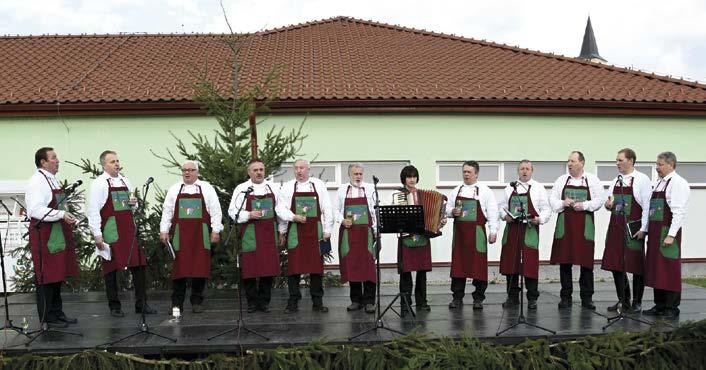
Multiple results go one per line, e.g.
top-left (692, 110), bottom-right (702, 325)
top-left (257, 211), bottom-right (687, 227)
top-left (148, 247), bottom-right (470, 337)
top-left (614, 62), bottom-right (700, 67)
top-left (1, 281), bottom-right (705, 356)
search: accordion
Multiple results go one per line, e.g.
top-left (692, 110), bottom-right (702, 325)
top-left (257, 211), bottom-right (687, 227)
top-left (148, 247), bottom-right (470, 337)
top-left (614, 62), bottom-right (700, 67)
top-left (392, 189), bottom-right (447, 238)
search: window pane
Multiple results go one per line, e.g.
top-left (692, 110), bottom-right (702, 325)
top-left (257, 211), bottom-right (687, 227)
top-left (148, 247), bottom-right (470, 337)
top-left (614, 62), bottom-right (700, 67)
top-left (596, 165), bottom-right (615, 181)
top-left (341, 161), bottom-right (409, 184)
top-left (635, 165), bottom-right (653, 180)
top-left (439, 164), bottom-right (461, 182)
top-left (527, 162), bottom-right (566, 183)
top-left (677, 163), bottom-right (706, 183)
top-left (272, 167), bottom-right (293, 183)
top-left (310, 165), bottom-right (336, 183)
top-left (478, 165), bottom-right (500, 181)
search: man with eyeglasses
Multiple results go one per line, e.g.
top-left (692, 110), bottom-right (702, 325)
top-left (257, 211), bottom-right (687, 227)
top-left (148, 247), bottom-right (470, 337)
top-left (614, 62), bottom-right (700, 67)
top-left (160, 160), bottom-right (223, 314)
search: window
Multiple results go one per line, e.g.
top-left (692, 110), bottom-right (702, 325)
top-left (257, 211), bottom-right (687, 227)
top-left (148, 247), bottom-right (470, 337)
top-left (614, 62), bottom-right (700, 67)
top-left (437, 161), bottom-right (565, 186)
top-left (676, 163), bottom-right (706, 184)
top-left (272, 163), bottom-right (339, 185)
top-left (596, 163), bottom-right (655, 182)
top-left (271, 161), bottom-right (409, 187)
top-left (340, 161), bottom-right (409, 186)
top-left (504, 161), bottom-right (566, 184)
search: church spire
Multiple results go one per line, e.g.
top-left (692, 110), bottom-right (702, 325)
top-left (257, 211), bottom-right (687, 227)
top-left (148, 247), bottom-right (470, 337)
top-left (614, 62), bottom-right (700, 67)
top-left (578, 16), bottom-right (606, 63)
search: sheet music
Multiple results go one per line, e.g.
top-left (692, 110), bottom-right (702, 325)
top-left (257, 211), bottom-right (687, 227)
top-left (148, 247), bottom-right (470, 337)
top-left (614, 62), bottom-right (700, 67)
top-left (95, 243), bottom-right (112, 261)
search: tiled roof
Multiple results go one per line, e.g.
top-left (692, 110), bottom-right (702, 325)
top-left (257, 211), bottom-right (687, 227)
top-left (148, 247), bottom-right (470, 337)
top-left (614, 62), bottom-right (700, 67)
top-left (2, 16), bottom-right (706, 110)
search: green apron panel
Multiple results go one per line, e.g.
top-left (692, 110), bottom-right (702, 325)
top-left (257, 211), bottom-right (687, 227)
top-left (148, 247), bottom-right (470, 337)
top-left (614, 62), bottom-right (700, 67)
top-left (627, 236), bottom-right (643, 251)
top-left (242, 223), bottom-right (257, 252)
top-left (367, 228), bottom-right (374, 255)
top-left (103, 216), bottom-right (119, 244)
top-left (649, 198), bottom-right (665, 222)
top-left (287, 226), bottom-right (298, 250)
top-left (564, 188), bottom-right (588, 202)
top-left (172, 224), bottom-right (180, 251)
top-left (344, 204), bottom-right (369, 225)
top-left (554, 213), bottom-right (565, 239)
top-left (252, 198), bottom-right (275, 220)
top-left (525, 225), bottom-right (539, 249)
top-left (659, 226), bottom-right (679, 259)
top-left (612, 194), bottom-right (633, 217)
top-left (317, 221), bottom-right (323, 240)
top-left (456, 199), bottom-right (478, 222)
top-left (508, 195), bottom-right (529, 218)
top-left (178, 198), bottom-right (203, 219)
top-left (584, 214), bottom-right (595, 241)
top-left (47, 223), bottom-right (66, 253)
top-left (340, 229), bottom-right (350, 258)
top-left (202, 223), bottom-right (211, 250)
top-left (110, 190), bottom-right (132, 212)
top-left (502, 224), bottom-right (509, 246)
top-left (294, 196), bottom-right (318, 218)
top-left (402, 234), bottom-right (428, 248)
top-left (475, 225), bottom-right (487, 253)
top-left (54, 193), bottom-right (67, 211)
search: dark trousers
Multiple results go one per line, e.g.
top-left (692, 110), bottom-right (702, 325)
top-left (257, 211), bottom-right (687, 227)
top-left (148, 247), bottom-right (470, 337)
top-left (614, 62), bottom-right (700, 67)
top-left (244, 276), bottom-right (273, 308)
top-left (105, 266), bottom-right (147, 310)
top-left (505, 274), bottom-right (539, 301)
top-left (400, 271), bottom-right (427, 307)
top-left (559, 264), bottom-right (594, 302)
top-left (451, 277), bottom-right (488, 302)
top-left (171, 277), bottom-right (207, 309)
top-left (35, 281), bottom-right (63, 322)
top-left (611, 270), bottom-right (644, 304)
top-left (288, 274), bottom-right (324, 307)
top-left (349, 281), bottom-right (375, 305)
top-left (654, 288), bottom-right (681, 310)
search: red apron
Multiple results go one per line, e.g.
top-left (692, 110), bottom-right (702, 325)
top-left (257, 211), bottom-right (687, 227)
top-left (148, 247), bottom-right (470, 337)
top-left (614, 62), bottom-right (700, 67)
top-left (99, 178), bottom-right (146, 275)
top-left (240, 185), bottom-right (281, 279)
top-left (601, 177), bottom-right (645, 274)
top-left (170, 184), bottom-right (212, 279)
top-left (397, 189), bottom-right (432, 273)
top-left (29, 171), bottom-right (78, 284)
top-left (500, 185), bottom-right (540, 279)
top-left (338, 185), bottom-right (376, 283)
top-left (550, 176), bottom-right (595, 268)
top-left (286, 182), bottom-right (324, 275)
top-left (450, 187), bottom-right (488, 280)
top-left (645, 178), bottom-right (682, 292)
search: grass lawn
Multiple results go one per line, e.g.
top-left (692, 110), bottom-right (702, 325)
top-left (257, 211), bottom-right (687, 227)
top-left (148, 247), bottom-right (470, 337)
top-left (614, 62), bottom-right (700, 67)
top-left (683, 277), bottom-right (706, 288)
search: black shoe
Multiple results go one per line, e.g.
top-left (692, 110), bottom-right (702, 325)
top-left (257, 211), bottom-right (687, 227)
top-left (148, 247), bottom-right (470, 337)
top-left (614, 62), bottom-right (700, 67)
top-left (56, 312), bottom-right (78, 324)
top-left (558, 299), bottom-right (572, 309)
top-left (247, 306), bottom-right (259, 313)
top-left (607, 301), bottom-right (631, 312)
top-left (472, 301), bottom-right (483, 310)
top-left (416, 303), bottom-right (431, 311)
top-left (110, 309), bottom-right (125, 317)
top-left (192, 304), bottom-right (205, 314)
top-left (528, 300), bottom-right (537, 310)
top-left (136, 305), bottom-right (157, 314)
top-left (448, 299), bottom-right (463, 309)
top-left (642, 306), bottom-right (663, 316)
top-left (45, 319), bottom-right (69, 329)
top-left (364, 304), bottom-right (376, 313)
top-left (630, 302), bottom-right (642, 313)
top-left (660, 308), bottom-right (680, 318)
top-left (502, 299), bottom-right (520, 309)
top-left (312, 305), bottom-right (329, 313)
top-left (284, 305), bottom-right (298, 314)
top-left (346, 302), bottom-right (363, 311)
top-left (581, 301), bottom-right (596, 310)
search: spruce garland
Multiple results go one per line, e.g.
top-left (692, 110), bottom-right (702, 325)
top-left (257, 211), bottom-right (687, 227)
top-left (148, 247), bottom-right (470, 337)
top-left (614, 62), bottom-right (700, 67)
top-left (3, 320), bottom-right (706, 370)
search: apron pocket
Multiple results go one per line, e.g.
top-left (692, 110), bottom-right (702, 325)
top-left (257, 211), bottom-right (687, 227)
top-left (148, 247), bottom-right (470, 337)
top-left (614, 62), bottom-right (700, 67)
top-left (501, 223), bottom-right (509, 246)
top-left (172, 224), bottom-right (180, 252)
top-left (554, 213), bottom-right (565, 239)
top-left (367, 228), bottom-right (375, 255)
top-left (339, 229), bottom-right (350, 258)
top-left (402, 234), bottom-right (428, 248)
top-left (202, 223), bottom-right (211, 250)
top-left (475, 225), bottom-right (487, 253)
top-left (317, 221), bottom-right (323, 240)
top-left (524, 225), bottom-right (539, 249)
top-left (659, 226), bottom-right (679, 259)
top-left (103, 216), bottom-right (119, 244)
top-left (47, 223), bottom-right (66, 254)
top-left (584, 214), bottom-right (595, 241)
top-left (287, 226), bottom-right (298, 250)
top-left (242, 224), bottom-right (256, 252)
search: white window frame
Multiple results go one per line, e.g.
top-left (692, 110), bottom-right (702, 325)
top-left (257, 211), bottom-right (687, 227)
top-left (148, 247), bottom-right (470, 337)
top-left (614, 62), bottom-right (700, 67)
top-left (596, 162), bottom-right (656, 185)
top-left (270, 160), bottom-right (410, 189)
top-left (436, 161), bottom-right (503, 187)
top-left (340, 160), bottom-right (410, 188)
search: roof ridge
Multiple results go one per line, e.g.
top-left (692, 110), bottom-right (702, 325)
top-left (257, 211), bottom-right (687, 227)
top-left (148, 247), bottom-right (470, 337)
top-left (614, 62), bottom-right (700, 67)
top-left (0, 32), bottom-right (244, 39)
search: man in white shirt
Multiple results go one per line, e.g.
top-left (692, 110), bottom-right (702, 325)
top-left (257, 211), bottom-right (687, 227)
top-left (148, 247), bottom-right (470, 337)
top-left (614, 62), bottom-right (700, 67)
top-left (25, 147), bottom-right (79, 328)
top-left (228, 160), bottom-right (282, 313)
top-left (87, 150), bottom-right (156, 317)
top-left (643, 151), bottom-right (690, 318)
top-left (160, 160), bottom-right (222, 314)
top-left (601, 148), bottom-right (651, 313)
top-left (499, 160), bottom-right (551, 310)
top-left (334, 163), bottom-right (377, 314)
top-left (549, 151), bottom-right (604, 310)
top-left (276, 159), bottom-right (334, 313)
top-left (446, 161), bottom-right (497, 310)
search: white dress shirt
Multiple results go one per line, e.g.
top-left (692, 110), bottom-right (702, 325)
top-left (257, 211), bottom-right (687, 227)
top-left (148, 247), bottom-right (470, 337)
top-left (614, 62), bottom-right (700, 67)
top-left (160, 180), bottom-right (224, 233)
top-left (605, 170), bottom-right (652, 233)
top-left (25, 169), bottom-right (66, 221)
top-left (276, 177), bottom-right (333, 234)
top-left (498, 179), bottom-right (552, 225)
top-left (87, 172), bottom-right (137, 237)
top-left (445, 182), bottom-right (499, 235)
top-left (651, 171), bottom-right (690, 237)
top-left (334, 182), bottom-right (377, 230)
top-left (228, 179), bottom-right (281, 224)
top-left (549, 172), bottom-right (604, 213)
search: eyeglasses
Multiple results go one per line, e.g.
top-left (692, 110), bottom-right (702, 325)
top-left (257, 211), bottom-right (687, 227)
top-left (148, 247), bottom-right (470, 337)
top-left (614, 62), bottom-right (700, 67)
top-left (181, 168), bottom-right (197, 173)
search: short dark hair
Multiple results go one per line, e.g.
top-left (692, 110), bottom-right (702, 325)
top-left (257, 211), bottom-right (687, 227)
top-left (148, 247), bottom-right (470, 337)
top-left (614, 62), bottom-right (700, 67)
top-left (518, 159), bottom-right (533, 170)
top-left (462, 160), bottom-right (479, 173)
top-left (99, 150), bottom-right (117, 165)
top-left (618, 148), bottom-right (637, 165)
top-left (34, 147), bottom-right (54, 168)
top-left (248, 159), bottom-right (264, 168)
top-left (399, 165), bottom-right (419, 185)
top-left (571, 151), bottom-right (585, 163)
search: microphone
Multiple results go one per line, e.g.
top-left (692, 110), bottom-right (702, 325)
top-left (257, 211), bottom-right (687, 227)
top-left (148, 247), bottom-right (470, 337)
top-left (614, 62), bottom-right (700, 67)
top-left (143, 177), bottom-right (154, 187)
top-left (617, 174), bottom-right (624, 185)
top-left (242, 186), bottom-right (254, 194)
top-left (64, 179), bottom-right (83, 194)
top-left (510, 181), bottom-right (518, 188)
top-left (372, 175), bottom-right (380, 185)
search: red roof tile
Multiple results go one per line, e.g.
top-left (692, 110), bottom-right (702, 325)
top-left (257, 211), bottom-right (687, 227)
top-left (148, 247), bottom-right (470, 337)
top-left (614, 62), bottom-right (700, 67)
top-left (1, 16), bottom-right (706, 109)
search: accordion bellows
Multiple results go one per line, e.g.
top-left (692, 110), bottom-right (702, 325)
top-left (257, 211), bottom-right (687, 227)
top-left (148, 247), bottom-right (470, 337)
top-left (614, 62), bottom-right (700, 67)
top-left (417, 189), bottom-right (446, 237)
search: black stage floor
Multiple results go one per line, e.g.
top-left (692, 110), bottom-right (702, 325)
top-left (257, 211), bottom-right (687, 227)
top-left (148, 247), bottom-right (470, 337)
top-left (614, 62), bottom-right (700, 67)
top-left (1, 282), bottom-right (705, 355)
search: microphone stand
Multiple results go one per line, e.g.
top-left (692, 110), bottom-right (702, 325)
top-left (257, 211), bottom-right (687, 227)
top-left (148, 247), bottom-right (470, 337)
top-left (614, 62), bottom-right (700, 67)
top-left (603, 175), bottom-right (653, 330)
top-left (0, 200), bottom-right (31, 339)
top-left (209, 187), bottom-right (269, 342)
top-left (101, 178), bottom-right (176, 347)
top-left (25, 186), bottom-right (82, 345)
top-left (349, 175), bottom-right (407, 341)
top-left (497, 182), bottom-right (555, 336)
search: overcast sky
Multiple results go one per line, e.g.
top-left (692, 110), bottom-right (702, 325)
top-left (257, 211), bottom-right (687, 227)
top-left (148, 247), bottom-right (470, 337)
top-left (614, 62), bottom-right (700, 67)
top-left (2, 0), bottom-right (705, 83)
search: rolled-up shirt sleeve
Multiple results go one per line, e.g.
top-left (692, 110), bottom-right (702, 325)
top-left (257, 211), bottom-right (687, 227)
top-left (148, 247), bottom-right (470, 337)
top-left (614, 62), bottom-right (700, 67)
top-left (667, 176), bottom-right (690, 237)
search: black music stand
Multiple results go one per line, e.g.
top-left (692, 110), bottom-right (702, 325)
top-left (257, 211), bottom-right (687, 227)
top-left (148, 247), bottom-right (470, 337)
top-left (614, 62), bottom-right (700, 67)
top-left (349, 202), bottom-right (424, 341)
